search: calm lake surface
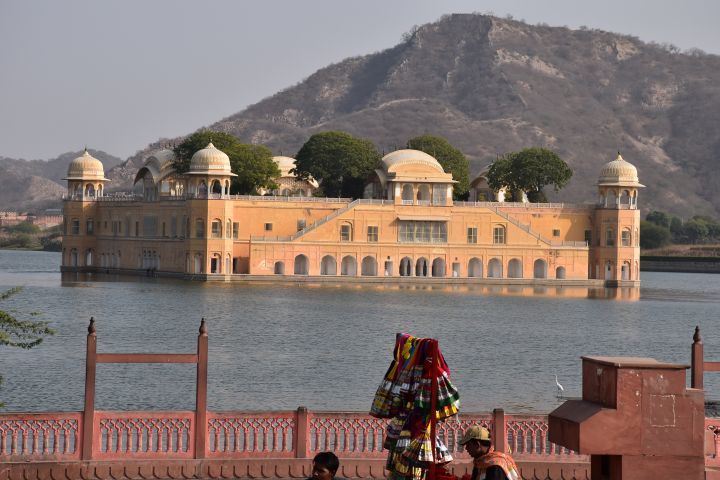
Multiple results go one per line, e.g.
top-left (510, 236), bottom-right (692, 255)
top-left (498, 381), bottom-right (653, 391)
top-left (1, 250), bottom-right (720, 414)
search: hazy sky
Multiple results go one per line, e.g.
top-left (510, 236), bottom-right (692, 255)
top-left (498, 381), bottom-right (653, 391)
top-left (1, 0), bottom-right (718, 160)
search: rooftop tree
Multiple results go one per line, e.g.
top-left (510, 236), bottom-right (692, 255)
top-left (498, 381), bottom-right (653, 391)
top-left (173, 130), bottom-right (280, 195)
top-left (487, 147), bottom-right (573, 203)
top-left (293, 131), bottom-right (380, 199)
top-left (406, 135), bottom-right (470, 199)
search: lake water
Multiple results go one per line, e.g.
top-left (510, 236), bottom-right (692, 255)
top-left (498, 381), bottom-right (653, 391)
top-left (1, 249), bottom-right (720, 414)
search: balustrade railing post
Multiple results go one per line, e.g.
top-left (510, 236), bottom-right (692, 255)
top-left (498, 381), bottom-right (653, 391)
top-left (492, 408), bottom-right (507, 453)
top-left (295, 406), bottom-right (310, 458)
top-left (82, 318), bottom-right (96, 460)
top-left (692, 326), bottom-right (704, 389)
top-left (194, 319), bottom-right (208, 459)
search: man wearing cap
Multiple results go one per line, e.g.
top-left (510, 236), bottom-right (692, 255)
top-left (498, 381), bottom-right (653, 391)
top-left (458, 425), bottom-right (519, 480)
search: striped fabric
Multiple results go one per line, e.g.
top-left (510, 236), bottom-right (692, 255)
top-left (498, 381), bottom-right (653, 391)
top-left (370, 333), bottom-right (460, 480)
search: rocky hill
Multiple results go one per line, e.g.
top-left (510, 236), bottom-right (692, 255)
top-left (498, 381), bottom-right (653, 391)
top-left (207, 14), bottom-right (720, 217)
top-left (5, 14), bottom-right (720, 217)
top-left (0, 150), bottom-right (122, 212)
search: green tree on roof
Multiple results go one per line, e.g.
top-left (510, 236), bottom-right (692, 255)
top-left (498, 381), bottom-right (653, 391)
top-left (487, 147), bottom-right (573, 203)
top-left (406, 135), bottom-right (470, 199)
top-left (173, 130), bottom-right (280, 194)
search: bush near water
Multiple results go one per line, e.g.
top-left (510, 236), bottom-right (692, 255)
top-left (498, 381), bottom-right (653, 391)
top-left (0, 222), bottom-right (62, 251)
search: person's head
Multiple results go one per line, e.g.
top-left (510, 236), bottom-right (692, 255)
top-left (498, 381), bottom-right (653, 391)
top-left (311, 451), bottom-right (339, 480)
top-left (459, 425), bottom-right (492, 458)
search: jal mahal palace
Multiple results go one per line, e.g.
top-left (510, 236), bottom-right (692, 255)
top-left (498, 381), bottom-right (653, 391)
top-left (60, 145), bottom-right (642, 286)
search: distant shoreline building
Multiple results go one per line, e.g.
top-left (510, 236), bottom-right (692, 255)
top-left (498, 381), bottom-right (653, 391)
top-left (61, 146), bottom-right (642, 286)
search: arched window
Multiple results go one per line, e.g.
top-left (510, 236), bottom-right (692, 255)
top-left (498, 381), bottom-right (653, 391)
top-left (533, 259), bottom-right (547, 279)
top-left (606, 228), bottom-right (615, 247)
top-left (341, 256), bottom-right (357, 276)
top-left (211, 219), bottom-right (222, 238)
top-left (198, 181), bottom-right (208, 197)
top-left (294, 255), bottom-right (309, 275)
top-left (431, 258), bottom-right (445, 277)
top-left (274, 261), bottom-right (285, 275)
top-left (622, 228), bottom-right (631, 247)
top-left (225, 180), bottom-right (230, 195)
top-left (468, 258), bottom-right (483, 278)
top-left (619, 190), bottom-right (631, 206)
top-left (361, 256), bottom-right (377, 276)
top-left (85, 249), bottom-right (93, 266)
top-left (606, 189), bottom-right (617, 207)
top-left (399, 257), bottom-right (413, 276)
top-left (417, 185), bottom-right (430, 203)
top-left (196, 218), bottom-right (205, 238)
top-left (488, 258), bottom-right (503, 278)
top-left (85, 184), bottom-right (95, 198)
top-left (415, 257), bottom-right (429, 277)
top-left (320, 255), bottom-right (337, 275)
top-left (508, 258), bottom-right (523, 278)
top-left (226, 220), bottom-right (232, 238)
top-left (556, 266), bottom-right (566, 279)
top-left (401, 184), bottom-right (414, 203)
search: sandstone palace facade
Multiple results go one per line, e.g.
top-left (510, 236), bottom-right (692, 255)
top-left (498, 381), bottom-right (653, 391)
top-left (61, 146), bottom-right (642, 286)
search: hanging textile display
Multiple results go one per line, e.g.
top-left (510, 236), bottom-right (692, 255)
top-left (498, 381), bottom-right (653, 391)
top-left (370, 333), bottom-right (460, 480)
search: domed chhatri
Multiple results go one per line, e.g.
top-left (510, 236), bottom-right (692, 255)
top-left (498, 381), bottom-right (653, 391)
top-left (64, 149), bottom-right (108, 181)
top-left (598, 153), bottom-right (644, 187)
top-left (188, 142), bottom-right (234, 176)
top-left (381, 149), bottom-right (445, 173)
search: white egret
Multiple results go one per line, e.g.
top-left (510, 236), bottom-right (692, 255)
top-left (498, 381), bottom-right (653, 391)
top-left (554, 374), bottom-right (564, 398)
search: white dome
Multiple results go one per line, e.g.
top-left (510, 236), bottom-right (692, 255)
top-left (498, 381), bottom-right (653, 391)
top-left (598, 153), bottom-right (643, 187)
top-left (65, 149), bottom-right (108, 181)
top-left (188, 142), bottom-right (233, 175)
top-left (381, 149), bottom-right (445, 173)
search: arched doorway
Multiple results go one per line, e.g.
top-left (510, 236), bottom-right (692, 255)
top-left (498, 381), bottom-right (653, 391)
top-left (605, 261), bottom-right (614, 280)
top-left (488, 258), bottom-right (502, 278)
top-left (417, 185), bottom-right (430, 203)
top-left (556, 266), bottom-right (566, 279)
top-left (85, 249), bottom-right (93, 267)
top-left (341, 256), bottom-right (357, 276)
top-left (468, 258), bottom-right (483, 278)
top-left (508, 258), bottom-right (523, 278)
top-left (415, 257), bottom-right (429, 277)
top-left (533, 259), bottom-right (547, 279)
top-left (274, 261), bottom-right (285, 274)
top-left (621, 261), bottom-right (631, 280)
top-left (294, 255), bottom-right (309, 275)
top-left (431, 258), bottom-right (445, 277)
top-left (361, 256), bottom-right (377, 276)
top-left (399, 257), bottom-right (413, 276)
top-left (320, 255), bottom-right (337, 275)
